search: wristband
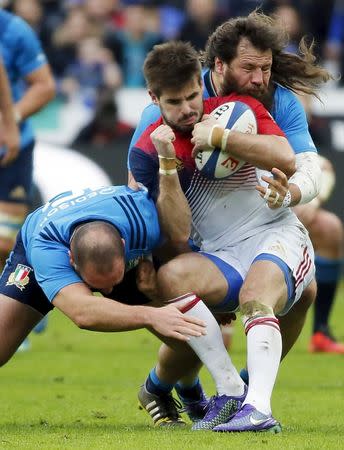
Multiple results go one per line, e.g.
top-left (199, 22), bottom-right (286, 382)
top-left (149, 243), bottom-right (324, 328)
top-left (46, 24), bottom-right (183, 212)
top-left (210, 125), bottom-right (224, 148)
top-left (282, 190), bottom-right (292, 208)
top-left (221, 129), bottom-right (231, 152)
top-left (158, 155), bottom-right (177, 171)
top-left (14, 109), bottom-right (22, 124)
top-left (158, 155), bottom-right (175, 160)
top-left (159, 168), bottom-right (177, 176)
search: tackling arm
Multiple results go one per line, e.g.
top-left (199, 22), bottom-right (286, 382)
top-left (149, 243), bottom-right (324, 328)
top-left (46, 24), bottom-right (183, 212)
top-left (192, 115), bottom-right (295, 177)
top-left (52, 283), bottom-right (206, 341)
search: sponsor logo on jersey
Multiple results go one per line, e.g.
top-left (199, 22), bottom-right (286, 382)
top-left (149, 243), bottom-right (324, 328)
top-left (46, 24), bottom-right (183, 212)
top-left (126, 255), bottom-right (144, 271)
top-left (6, 264), bottom-right (32, 290)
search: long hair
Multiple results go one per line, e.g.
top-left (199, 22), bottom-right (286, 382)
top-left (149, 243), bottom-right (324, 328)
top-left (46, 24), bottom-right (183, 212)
top-left (143, 41), bottom-right (202, 97)
top-left (202, 11), bottom-right (332, 99)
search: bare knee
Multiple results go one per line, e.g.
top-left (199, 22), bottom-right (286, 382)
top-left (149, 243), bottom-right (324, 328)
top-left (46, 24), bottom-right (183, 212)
top-left (310, 210), bottom-right (343, 256)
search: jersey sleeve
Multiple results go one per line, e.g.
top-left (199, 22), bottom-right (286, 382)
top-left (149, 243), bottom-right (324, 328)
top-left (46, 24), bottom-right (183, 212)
top-left (9, 17), bottom-right (47, 77)
top-left (30, 241), bottom-right (82, 302)
top-left (251, 100), bottom-right (285, 136)
top-left (129, 146), bottom-right (159, 200)
top-left (273, 87), bottom-right (317, 154)
top-left (127, 103), bottom-right (161, 169)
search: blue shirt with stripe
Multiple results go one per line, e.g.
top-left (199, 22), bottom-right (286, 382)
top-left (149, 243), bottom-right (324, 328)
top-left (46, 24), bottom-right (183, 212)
top-left (0, 9), bottom-right (48, 150)
top-left (21, 186), bottom-right (160, 302)
top-left (128, 68), bottom-right (317, 167)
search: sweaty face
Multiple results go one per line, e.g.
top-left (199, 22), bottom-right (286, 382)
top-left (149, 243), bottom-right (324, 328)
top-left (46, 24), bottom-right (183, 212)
top-left (154, 77), bottom-right (203, 133)
top-left (219, 38), bottom-right (274, 109)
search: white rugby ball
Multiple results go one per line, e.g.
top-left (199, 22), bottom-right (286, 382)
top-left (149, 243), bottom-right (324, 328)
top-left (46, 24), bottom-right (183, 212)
top-left (195, 101), bottom-right (257, 179)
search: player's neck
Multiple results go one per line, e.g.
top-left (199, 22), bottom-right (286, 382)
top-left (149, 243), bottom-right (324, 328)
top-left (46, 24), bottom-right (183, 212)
top-left (211, 70), bottom-right (221, 97)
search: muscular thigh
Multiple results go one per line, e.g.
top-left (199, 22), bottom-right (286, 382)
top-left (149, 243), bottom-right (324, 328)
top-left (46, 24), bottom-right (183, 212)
top-left (239, 223), bottom-right (315, 314)
top-left (0, 294), bottom-right (43, 364)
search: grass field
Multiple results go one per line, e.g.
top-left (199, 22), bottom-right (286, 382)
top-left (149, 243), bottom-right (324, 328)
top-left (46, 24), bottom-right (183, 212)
top-left (1, 284), bottom-right (343, 449)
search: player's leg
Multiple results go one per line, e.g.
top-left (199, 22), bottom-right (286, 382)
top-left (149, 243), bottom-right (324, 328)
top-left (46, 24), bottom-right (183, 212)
top-left (139, 252), bottom-right (246, 428)
top-left (0, 230), bottom-right (54, 363)
top-left (279, 278), bottom-right (316, 360)
top-left (0, 295), bottom-right (44, 365)
top-left (308, 209), bottom-right (344, 353)
top-left (214, 225), bottom-right (314, 433)
top-left (214, 259), bottom-right (286, 433)
top-left (0, 202), bottom-right (27, 270)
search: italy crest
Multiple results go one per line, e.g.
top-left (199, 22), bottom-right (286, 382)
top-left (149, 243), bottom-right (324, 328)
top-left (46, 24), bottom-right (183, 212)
top-left (6, 264), bottom-right (32, 290)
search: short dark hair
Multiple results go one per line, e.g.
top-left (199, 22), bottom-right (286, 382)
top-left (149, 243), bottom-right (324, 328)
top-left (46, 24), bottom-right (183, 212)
top-left (70, 221), bottom-right (124, 274)
top-left (143, 41), bottom-right (202, 97)
top-left (203, 11), bottom-right (331, 97)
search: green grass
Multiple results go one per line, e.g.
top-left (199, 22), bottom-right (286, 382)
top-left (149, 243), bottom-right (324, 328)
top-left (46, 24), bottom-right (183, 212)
top-left (1, 284), bottom-right (343, 449)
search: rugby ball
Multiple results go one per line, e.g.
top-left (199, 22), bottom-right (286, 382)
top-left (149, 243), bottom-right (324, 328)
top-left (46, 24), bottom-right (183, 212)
top-left (195, 101), bottom-right (257, 179)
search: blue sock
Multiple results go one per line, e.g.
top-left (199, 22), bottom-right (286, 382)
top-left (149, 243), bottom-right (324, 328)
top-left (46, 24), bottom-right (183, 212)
top-left (145, 368), bottom-right (174, 396)
top-left (314, 256), bottom-right (342, 334)
top-left (240, 368), bottom-right (249, 385)
top-left (175, 378), bottom-right (203, 402)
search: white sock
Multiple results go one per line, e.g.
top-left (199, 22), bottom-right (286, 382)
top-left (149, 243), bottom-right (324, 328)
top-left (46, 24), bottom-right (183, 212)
top-left (172, 293), bottom-right (245, 396)
top-left (243, 315), bottom-right (282, 415)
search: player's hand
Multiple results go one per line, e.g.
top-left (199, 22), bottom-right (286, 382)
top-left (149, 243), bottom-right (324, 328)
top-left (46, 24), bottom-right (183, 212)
top-left (136, 259), bottom-right (159, 301)
top-left (256, 167), bottom-right (289, 209)
top-left (191, 114), bottom-right (218, 157)
top-left (150, 124), bottom-right (176, 158)
top-left (0, 118), bottom-right (20, 167)
top-left (147, 303), bottom-right (207, 342)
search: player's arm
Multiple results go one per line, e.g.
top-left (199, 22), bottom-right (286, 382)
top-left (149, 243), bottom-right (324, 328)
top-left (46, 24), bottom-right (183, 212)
top-left (191, 109), bottom-right (295, 177)
top-left (14, 64), bottom-right (55, 122)
top-left (127, 103), bottom-right (161, 188)
top-left (0, 58), bottom-right (20, 166)
top-left (52, 283), bottom-right (206, 341)
top-left (151, 125), bottom-right (192, 248)
top-left (12, 18), bottom-right (55, 122)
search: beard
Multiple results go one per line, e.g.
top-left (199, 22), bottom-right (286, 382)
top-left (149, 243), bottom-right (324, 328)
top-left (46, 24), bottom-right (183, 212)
top-left (219, 73), bottom-right (274, 111)
top-left (162, 111), bottom-right (200, 134)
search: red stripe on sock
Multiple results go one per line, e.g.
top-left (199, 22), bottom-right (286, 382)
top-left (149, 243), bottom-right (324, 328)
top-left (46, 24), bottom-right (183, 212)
top-left (167, 293), bottom-right (196, 304)
top-left (245, 317), bottom-right (280, 335)
top-left (180, 297), bottom-right (201, 313)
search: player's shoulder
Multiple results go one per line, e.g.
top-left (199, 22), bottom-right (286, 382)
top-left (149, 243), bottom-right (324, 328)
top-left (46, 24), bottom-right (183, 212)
top-left (134, 117), bottom-right (163, 149)
top-left (273, 83), bottom-right (301, 108)
top-left (2, 10), bottom-right (31, 33)
top-left (1, 10), bottom-right (37, 44)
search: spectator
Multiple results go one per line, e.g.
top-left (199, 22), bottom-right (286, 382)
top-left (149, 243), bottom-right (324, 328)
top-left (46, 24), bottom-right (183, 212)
top-left (104, 4), bottom-right (162, 87)
top-left (60, 36), bottom-right (121, 110)
top-left (177, 0), bottom-right (224, 50)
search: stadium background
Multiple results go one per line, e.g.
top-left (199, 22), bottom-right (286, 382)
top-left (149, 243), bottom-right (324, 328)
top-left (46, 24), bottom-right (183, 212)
top-left (4, 0), bottom-right (341, 221)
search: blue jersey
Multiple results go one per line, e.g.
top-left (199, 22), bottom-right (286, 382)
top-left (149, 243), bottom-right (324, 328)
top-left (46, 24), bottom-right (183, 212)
top-left (128, 68), bottom-right (317, 167)
top-left (0, 10), bottom-right (48, 150)
top-left (21, 186), bottom-right (160, 302)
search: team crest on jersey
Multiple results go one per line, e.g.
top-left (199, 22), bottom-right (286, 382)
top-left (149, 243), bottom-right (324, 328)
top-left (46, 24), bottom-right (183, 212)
top-left (6, 264), bottom-right (32, 290)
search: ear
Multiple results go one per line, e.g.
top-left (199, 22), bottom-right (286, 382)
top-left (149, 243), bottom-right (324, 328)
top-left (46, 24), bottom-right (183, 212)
top-left (149, 90), bottom-right (159, 105)
top-left (69, 250), bottom-right (76, 269)
top-left (214, 57), bottom-right (225, 75)
top-left (121, 238), bottom-right (125, 248)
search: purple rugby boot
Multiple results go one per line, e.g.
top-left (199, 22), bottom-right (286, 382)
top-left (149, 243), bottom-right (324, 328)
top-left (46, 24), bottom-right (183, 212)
top-left (191, 386), bottom-right (247, 431)
top-left (213, 403), bottom-right (282, 433)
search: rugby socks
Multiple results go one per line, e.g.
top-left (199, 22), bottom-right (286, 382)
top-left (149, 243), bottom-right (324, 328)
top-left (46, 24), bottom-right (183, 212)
top-left (172, 293), bottom-right (245, 396)
top-left (243, 314), bottom-right (282, 415)
top-left (145, 367), bottom-right (174, 396)
top-left (175, 378), bottom-right (204, 403)
top-left (313, 256), bottom-right (342, 335)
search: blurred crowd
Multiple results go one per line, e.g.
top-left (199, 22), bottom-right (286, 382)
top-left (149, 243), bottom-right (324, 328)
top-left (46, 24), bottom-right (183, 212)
top-left (3, 0), bottom-right (344, 144)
